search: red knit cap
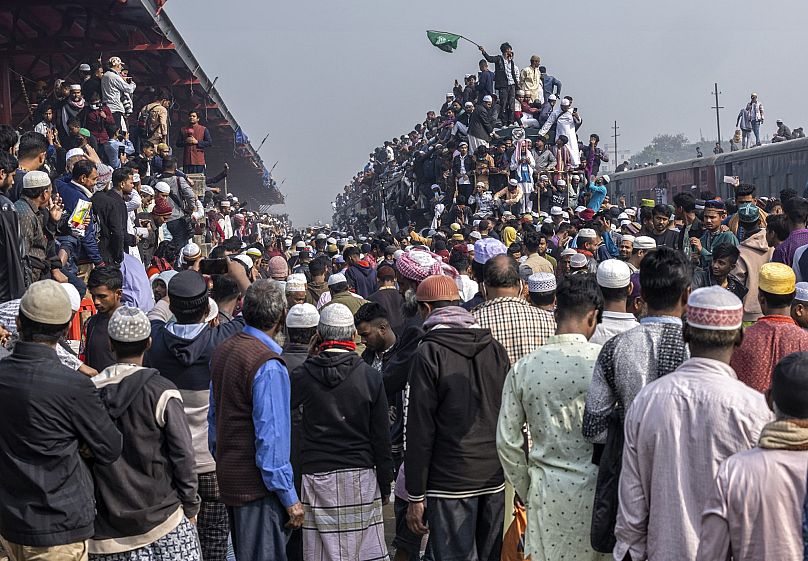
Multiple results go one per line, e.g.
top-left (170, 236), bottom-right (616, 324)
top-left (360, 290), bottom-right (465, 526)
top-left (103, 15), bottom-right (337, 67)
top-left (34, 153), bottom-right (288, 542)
top-left (152, 197), bottom-right (173, 217)
top-left (416, 275), bottom-right (460, 303)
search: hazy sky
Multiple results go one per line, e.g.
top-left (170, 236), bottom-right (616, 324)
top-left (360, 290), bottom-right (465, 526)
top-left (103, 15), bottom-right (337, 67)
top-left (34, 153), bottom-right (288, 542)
top-left (168, 0), bottom-right (808, 225)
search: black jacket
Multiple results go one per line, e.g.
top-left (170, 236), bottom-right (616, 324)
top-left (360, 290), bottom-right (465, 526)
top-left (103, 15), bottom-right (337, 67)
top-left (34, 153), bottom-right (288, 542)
top-left (451, 154), bottom-right (476, 180)
top-left (291, 352), bottom-right (393, 496)
top-left (91, 367), bottom-right (199, 545)
top-left (468, 103), bottom-right (496, 142)
top-left (92, 190), bottom-right (134, 265)
top-left (0, 342), bottom-right (122, 546)
top-left (482, 52), bottom-right (518, 89)
top-left (0, 193), bottom-right (25, 303)
top-left (405, 327), bottom-right (509, 500)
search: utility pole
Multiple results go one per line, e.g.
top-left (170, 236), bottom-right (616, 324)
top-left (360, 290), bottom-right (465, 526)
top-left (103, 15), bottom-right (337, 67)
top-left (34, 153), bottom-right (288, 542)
top-left (612, 120), bottom-right (620, 171)
top-left (711, 82), bottom-right (724, 147)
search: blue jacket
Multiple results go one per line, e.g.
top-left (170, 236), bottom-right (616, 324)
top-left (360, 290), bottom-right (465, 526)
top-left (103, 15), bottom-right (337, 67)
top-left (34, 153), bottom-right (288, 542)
top-left (54, 175), bottom-right (103, 264)
top-left (542, 74), bottom-right (562, 100)
top-left (345, 262), bottom-right (377, 299)
top-left (477, 70), bottom-right (495, 99)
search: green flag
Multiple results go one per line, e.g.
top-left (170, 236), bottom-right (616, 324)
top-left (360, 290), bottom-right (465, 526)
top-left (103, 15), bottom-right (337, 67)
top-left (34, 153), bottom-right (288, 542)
top-left (426, 30), bottom-right (461, 53)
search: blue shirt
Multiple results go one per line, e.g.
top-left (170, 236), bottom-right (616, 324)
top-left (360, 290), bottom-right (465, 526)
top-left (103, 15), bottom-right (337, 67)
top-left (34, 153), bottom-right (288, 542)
top-left (208, 325), bottom-right (298, 508)
top-left (587, 181), bottom-right (607, 211)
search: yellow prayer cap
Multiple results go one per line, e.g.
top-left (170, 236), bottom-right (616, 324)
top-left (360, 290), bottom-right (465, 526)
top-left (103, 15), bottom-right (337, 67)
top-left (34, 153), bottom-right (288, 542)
top-left (758, 262), bottom-right (796, 295)
top-left (641, 199), bottom-right (655, 208)
top-left (450, 223), bottom-right (461, 232)
top-left (452, 233), bottom-right (465, 241)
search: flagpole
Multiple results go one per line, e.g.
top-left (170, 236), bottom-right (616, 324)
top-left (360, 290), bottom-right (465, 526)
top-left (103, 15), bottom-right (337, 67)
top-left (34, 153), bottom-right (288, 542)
top-left (459, 35), bottom-right (481, 49)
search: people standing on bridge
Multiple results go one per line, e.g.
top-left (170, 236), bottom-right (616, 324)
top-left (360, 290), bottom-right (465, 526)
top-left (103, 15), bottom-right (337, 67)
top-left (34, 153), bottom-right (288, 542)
top-left (519, 55), bottom-right (543, 104)
top-left (177, 110), bottom-right (212, 174)
top-left (102, 57), bottom-right (136, 133)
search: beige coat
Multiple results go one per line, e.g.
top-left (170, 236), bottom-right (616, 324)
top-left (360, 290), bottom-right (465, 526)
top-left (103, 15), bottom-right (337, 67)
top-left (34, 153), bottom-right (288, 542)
top-left (734, 229), bottom-right (773, 322)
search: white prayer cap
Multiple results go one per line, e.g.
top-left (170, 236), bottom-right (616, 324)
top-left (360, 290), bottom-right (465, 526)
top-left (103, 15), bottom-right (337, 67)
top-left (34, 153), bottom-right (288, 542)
top-left (482, 95), bottom-right (493, 102)
top-left (232, 254), bottom-right (253, 269)
top-left (154, 181), bottom-right (171, 194)
top-left (556, 179), bottom-right (566, 186)
top-left (140, 184), bottom-right (154, 196)
top-left (562, 211), bottom-right (570, 219)
top-left (796, 282), bottom-right (808, 302)
top-left (620, 220), bottom-right (632, 227)
top-left (205, 298), bottom-right (219, 323)
top-left (597, 259), bottom-right (631, 289)
top-left (570, 253), bottom-right (588, 268)
top-left (65, 148), bottom-right (85, 161)
top-left (574, 206), bottom-right (586, 213)
top-left (548, 94), bottom-right (557, 101)
top-left (542, 217), bottom-right (553, 224)
top-left (508, 178), bottom-right (518, 186)
top-left (625, 208), bottom-right (637, 217)
top-left (633, 236), bottom-right (656, 250)
top-left (550, 206), bottom-right (563, 216)
top-left (560, 248), bottom-right (577, 257)
top-left (469, 231), bottom-right (482, 240)
top-left (60, 283), bottom-right (82, 312)
top-left (528, 272), bottom-right (556, 293)
top-left (578, 228), bottom-right (597, 238)
top-left (287, 303), bottom-right (320, 328)
top-left (319, 303), bottom-right (354, 328)
top-left (687, 286), bottom-right (743, 331)
top-left (618, 212), bottom-right (629, 220)
top-left (622, 235), bottom-right (635, 243)
top-left (561, 98), bottom-right (571, 107)
top-left (108, 306), bottom-right (151, 342)
top-left (285, 273), bottom-right (308, 292)
top-left (327, 273), bottom-right (347, 286)
top-left (23, 170), bottom-right (50, 190)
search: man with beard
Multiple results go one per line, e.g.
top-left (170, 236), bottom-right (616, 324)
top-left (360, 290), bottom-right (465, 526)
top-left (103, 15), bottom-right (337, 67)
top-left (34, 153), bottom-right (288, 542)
top-left (58, 85), bottom-right (87, 138)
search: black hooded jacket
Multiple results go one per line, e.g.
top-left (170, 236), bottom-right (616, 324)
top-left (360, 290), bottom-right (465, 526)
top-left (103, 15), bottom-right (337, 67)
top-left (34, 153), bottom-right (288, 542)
top-left (405, 327), bottom-right (509, 500)
top-left (291, 351), bottom-right (393, 496)
top-left (91, 366), bottom-right (199, 547)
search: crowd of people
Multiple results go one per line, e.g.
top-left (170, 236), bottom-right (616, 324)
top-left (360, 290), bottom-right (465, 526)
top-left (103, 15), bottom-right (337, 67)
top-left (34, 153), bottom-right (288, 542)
top-left (4, 47), bottom-right (808, 561)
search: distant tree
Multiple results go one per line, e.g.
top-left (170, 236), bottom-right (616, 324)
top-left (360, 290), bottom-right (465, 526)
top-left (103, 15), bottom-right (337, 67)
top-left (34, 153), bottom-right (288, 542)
top-left (630, 133), bottom-right (726, 166)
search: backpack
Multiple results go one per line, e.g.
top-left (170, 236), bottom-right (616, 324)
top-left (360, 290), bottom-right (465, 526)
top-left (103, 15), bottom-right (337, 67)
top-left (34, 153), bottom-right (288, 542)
top-left (137, 102), bottom-right (160, 139)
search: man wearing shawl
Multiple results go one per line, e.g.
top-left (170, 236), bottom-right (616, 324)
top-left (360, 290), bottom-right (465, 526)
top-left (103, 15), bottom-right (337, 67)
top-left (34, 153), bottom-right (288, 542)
top-left (405, 275), bottom-right (510, 561)
top-left (697, 351), bottom-right (808, 561)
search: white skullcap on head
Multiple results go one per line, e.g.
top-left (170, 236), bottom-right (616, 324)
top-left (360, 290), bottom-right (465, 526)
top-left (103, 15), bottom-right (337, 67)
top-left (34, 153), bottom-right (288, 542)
top-left (107, 306), bottom-right (151, 343)
top-left (578, 228), bottom-right (597, 239)
top-left (633, 236), bottom-right (656, 250)
top-left (154, 181), bottom-right (171, 194)
top-left (287, 303), bottom-right (320, 328)
top-left (797, 282), bottom-right (808, 303)
top-left (596, 259), bottom-right (631, 288)
top-left (65, 148), bottom-right (85, 161)
top-left (319, 303), bottom-right (355, 328)
top-left (327, 272), bottom-right (347, 286)
top-left (232, 254), bottom-right (253, 269)
top-left (560, 248), bottom-right (577, 257)
top-left (550, 206), bottom-right (563, 216)
top-left (140, 184), bottom-right (154, 196)
top-left (528, 272), bottom-right (556, 293)
top-left (570, 253), bottom-right (588, 268)
top-left (59, 283), bottom-right (82, 312)
top-left (687, 286), bottom-right (743, 331)
top-left (205, 298), bottom-right (219, 323)
top-left (285, 273), bottom-right (307, 292)
top-left (622, 235), bottom-right (635, 243)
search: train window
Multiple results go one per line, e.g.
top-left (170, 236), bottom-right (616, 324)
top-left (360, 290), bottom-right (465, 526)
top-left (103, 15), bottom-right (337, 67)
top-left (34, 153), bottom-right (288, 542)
top-left (725, 163), bottom-right (733, 176)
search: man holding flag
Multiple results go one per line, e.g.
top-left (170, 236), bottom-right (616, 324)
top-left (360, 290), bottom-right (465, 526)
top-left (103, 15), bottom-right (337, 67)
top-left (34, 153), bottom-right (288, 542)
top-left (480, 43), bottom-right (519, 127)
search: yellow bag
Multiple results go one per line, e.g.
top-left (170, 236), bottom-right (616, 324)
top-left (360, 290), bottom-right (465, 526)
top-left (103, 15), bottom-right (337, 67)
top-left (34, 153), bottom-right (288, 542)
top-left (501, 504), bottom-right (530, 561)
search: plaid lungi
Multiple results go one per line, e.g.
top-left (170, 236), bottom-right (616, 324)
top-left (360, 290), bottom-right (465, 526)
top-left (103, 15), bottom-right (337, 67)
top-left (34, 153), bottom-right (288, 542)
top-left (89, 517), bottom-right (201, 560)
top-left (197, 471), bottom-right (229, 561)
top-left (302, 468), bottom-right (389, 561)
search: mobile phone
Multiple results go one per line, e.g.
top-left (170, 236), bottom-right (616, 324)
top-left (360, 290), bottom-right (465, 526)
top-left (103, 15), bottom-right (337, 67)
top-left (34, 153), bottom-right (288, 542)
top-left (198, 258), bottom-right (228, 275)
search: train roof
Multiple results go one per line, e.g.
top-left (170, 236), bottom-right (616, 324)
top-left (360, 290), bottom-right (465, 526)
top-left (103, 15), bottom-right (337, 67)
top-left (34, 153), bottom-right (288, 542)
top-left (613, 138), bottom-right (808, 180)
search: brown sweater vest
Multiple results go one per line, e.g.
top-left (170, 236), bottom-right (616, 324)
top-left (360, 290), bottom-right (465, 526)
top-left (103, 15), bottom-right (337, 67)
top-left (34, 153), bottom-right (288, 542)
top-left (210, 332), bottom-right (284, 507)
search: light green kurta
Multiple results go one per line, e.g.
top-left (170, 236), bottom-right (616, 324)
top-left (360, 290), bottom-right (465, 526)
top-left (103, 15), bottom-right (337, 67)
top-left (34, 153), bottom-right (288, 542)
top-left (497, 334), bottom-right (610, 561)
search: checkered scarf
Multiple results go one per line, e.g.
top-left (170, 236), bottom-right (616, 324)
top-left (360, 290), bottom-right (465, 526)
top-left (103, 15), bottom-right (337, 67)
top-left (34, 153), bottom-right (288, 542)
top-left (396, 249), bottom-right (458, 282)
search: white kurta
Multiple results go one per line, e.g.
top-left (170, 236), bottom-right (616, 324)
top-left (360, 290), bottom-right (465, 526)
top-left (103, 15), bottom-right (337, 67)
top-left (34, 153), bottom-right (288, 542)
top-left (615, 358), bottom-right (773, 561)
top-left (497, 334), bottom-right (610, 561)
top-left (555, 110), bottom-right (580, 166)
